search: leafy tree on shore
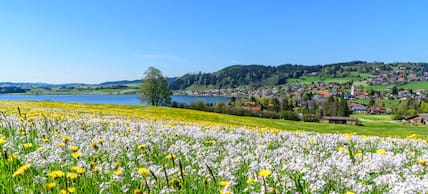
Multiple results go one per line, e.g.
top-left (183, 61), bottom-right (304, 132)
top-left (321, 95), bottom-right (350, 117)
top-left (140, 67), bottom-right (172, 106)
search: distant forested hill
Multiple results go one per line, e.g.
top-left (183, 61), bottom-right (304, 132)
top-left (170, 64), bottom-right (322, 90)
top-left (170, 61), bottom-right (428, 90)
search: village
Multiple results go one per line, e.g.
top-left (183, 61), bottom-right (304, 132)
top-left (176, 70), bottom-right (428, 125)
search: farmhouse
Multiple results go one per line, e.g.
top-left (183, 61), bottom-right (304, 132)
top-left (349, 103), bottom-right (368, 113)
top-left (242, 101), bottom-right (262, 111)
top-left (320, 116), bottom-right (359, 125)
top-left (406, 114), bottom-right (428, 125)
top-left (367, 107), bottom-right (387, 114)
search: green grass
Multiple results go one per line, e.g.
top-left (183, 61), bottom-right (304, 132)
top-left (106, 105), bottom-right (428, 139)
top-left (185, 84), bottom-right (219, 90)
top-left (363, 84), bottom-right (392, 90)
top-left (288, 75), bottom-right (367, 84)
top-left (349, 72), bottom-right (374, 78)
top-left (353, 99), bottom-right (400, 109)
top-left (287, 76), bottom-right (318, 84)
top-left (322, 77), bottom-right (356, 84)
top-left (353, 81), bottom-right (427, 91)
top-left (399, 81), bottom-right (428, 90)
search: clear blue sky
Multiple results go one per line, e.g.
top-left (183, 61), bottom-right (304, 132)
top-left (1, 1), bottom-right (427, 84)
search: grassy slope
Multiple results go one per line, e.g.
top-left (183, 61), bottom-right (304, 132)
top-left (288, 74), bottom-right (426, 91)
top-left (2, 101), bottom-right (427, 139)
top-left (353, 99), bottom-right (400, 108)
top-left (288, 75), bottom-right (370, 85)
top-left (400, 81), bottom-right (428, 90)
top-left (352, 81), bottom-right (427, 91)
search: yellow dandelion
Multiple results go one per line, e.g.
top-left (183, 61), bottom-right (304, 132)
top-left (93, 166), bottom-right (102, 173)
top-left (90, 142), bottom-right (98, 149)
top-left (48, 170), bottom-right (65, 179)
top-left (246, 178), bottom-right (255, 185)
top-left (45, 182), bottom-right (56, 190)
top-left (166, 154), bottom-right (176, 160)
top-left (0, 137), bottom-right (6, 146)
top-left (63, 135), bottom-right (72, 142)
top-left (376, 149), bottom-right (386, 155)
top-left (67, 187), bottom-right (76, 193)
top-left (355, 152), bottom-right (363, 157)
top-left (71, 166), bottom-right (85, 174)
top-left (12, 164), bottom-right (31, 177)
top-left (134, 189), bottom-right (142, 194)
top-left (114, 162), bottom-right (120, 169)
top-left (60, 187), bottom-right (76, 194)
top-left (138, 167), bottom-right (150, 176)
top-left (345, 150), bottom-right (350, 155)
top-left (58, 143), bottom-right (65, 148)
top-left (71, 152), bottom-right (82, 159)
top-left (11, 153), bottom-right (17, 159)
top-left (69, 146), bottom-right (78, 152)
top-left (98, 138), bottom-right (104, 144)
top-left (114, 169), bottom-right (122, 175)
top-left (23, 143), bottom-right (33, 149)
top-left (67, 172), bottom-right (77, 181)
top-left (171, 177), bottom-right (179, 185)
top-left (219, 180), bottom-right (230, 187)
top-left (137, 144), bottom-right (147, 149)
top-left (345, 192), bottom-right (355, 194)
top-left (258, 169), bottom-right (272, 177)
top-left (417, 159), bottom-right (427, 166)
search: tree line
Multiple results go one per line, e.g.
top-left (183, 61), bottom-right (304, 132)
top-left (170, 94), bottom-right (351, 122)
top-left (394, 99), bottom-right (428, 120)
top-left (170, 64), bottom-right (322, 90)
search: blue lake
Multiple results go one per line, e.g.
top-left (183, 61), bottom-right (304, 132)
top-left (0, 94), bottom-right (230, 105)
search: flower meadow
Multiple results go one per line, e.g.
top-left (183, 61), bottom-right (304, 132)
top-left (1, 102), bottom-right (428, 193)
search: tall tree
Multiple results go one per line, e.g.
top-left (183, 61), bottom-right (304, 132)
top-left (281, 97), bottom-right (290, 111)
top-left (140, 67), bottom-right (172, 106)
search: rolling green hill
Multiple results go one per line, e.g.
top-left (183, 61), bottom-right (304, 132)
top-left (170, 61), bottom-right (428, 90)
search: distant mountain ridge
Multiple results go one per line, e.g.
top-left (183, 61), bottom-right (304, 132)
top-left (1, 61), bottom-right (427, 94)
top-left (0, 77), bottom-right (178, 94)
top-left (0, 78), bottom-right (177, 88)
top-left (99, 80), bottom-right (142, 86)
top-left (0, 81), bottom-right (139, 87)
